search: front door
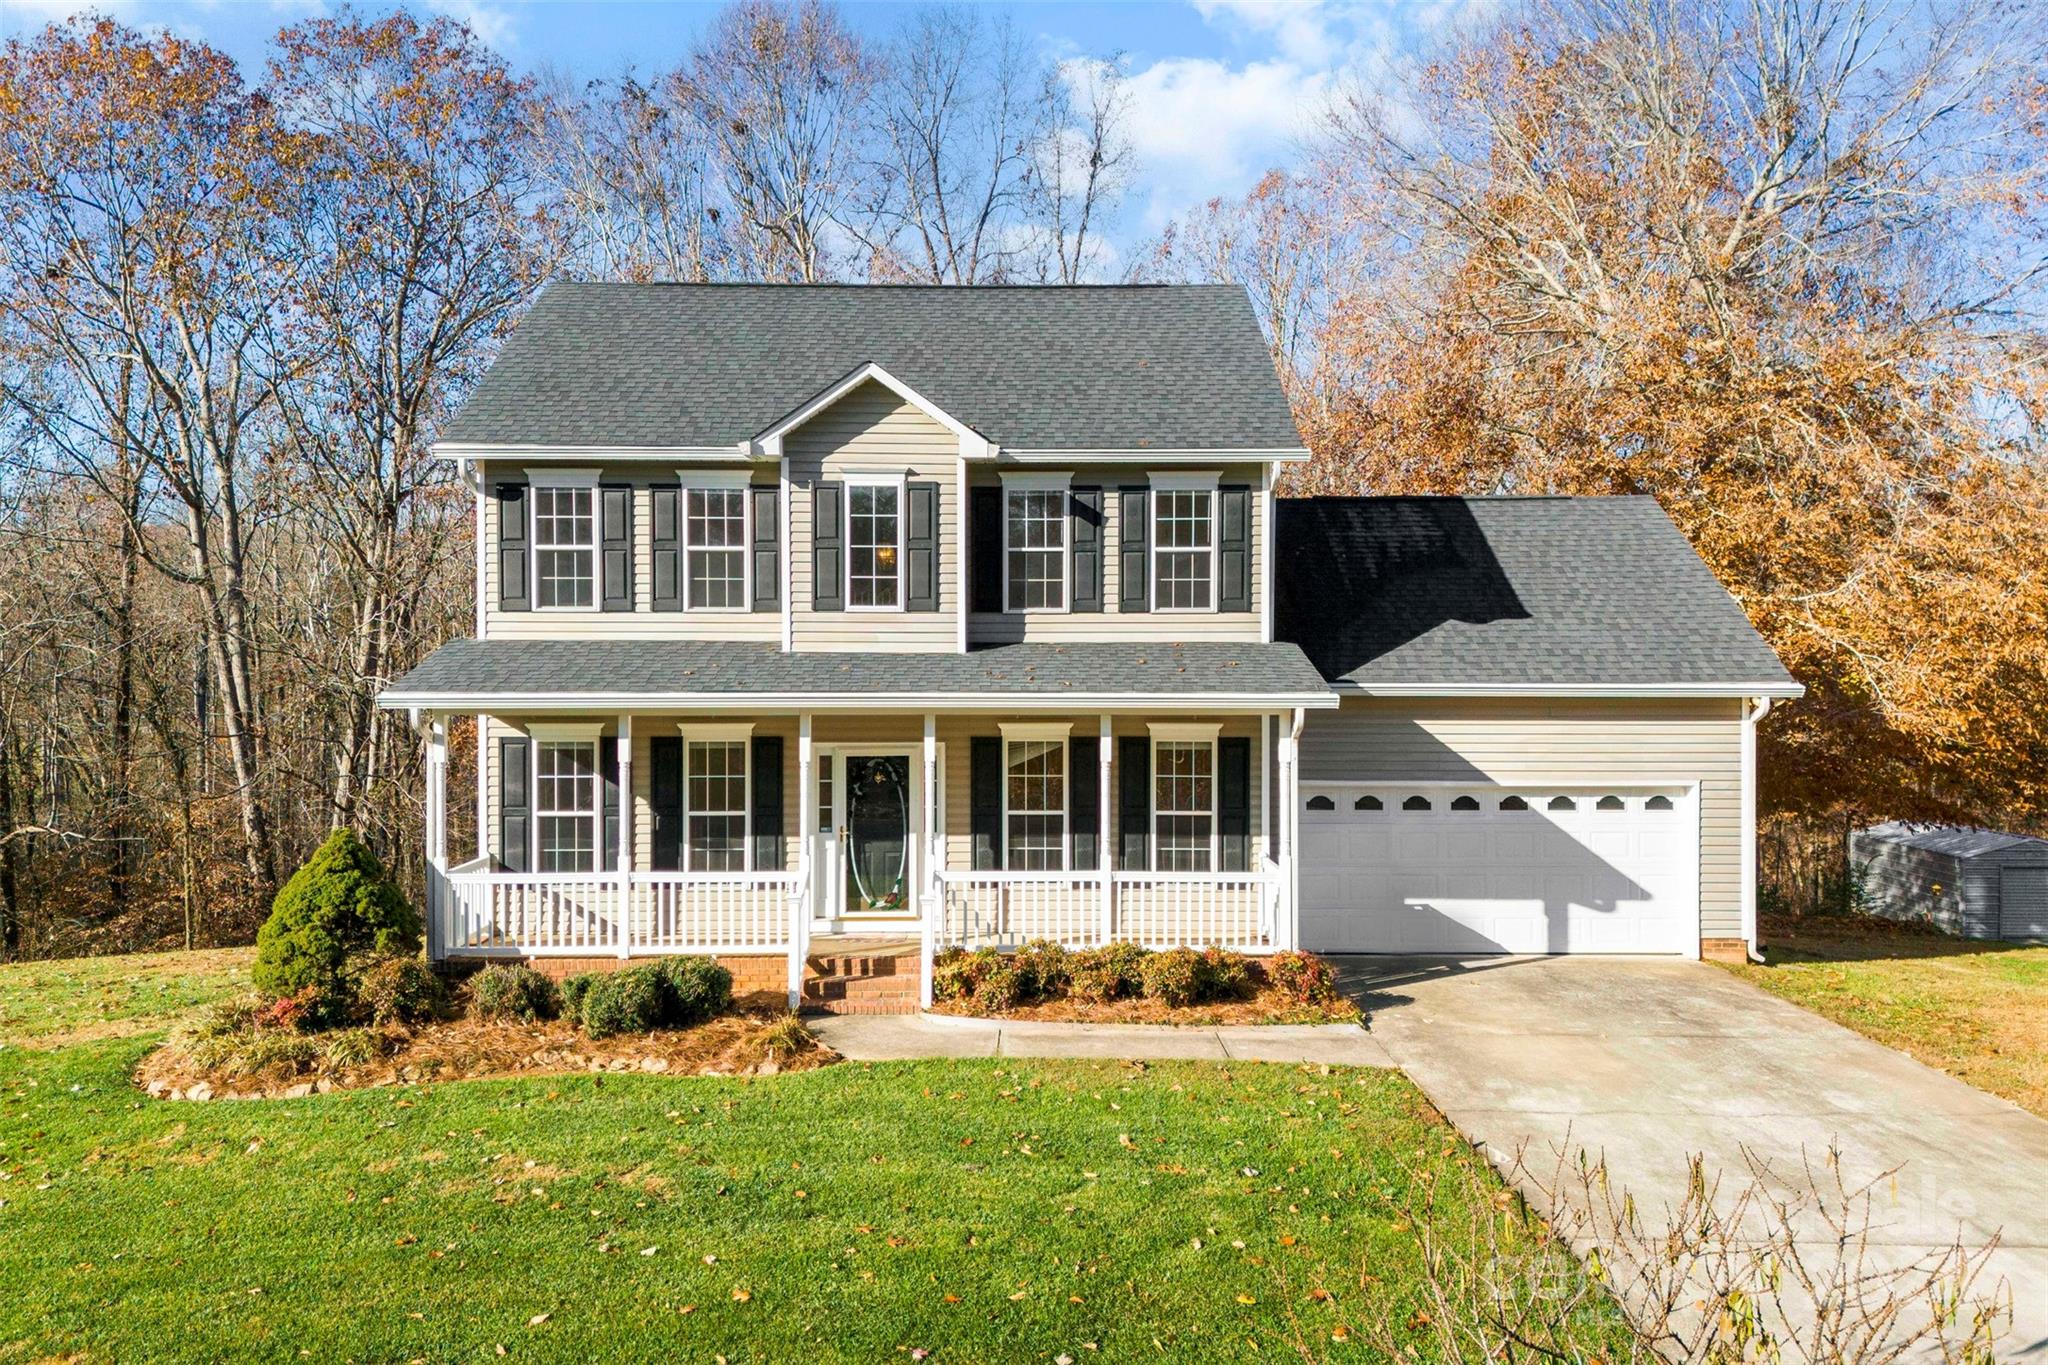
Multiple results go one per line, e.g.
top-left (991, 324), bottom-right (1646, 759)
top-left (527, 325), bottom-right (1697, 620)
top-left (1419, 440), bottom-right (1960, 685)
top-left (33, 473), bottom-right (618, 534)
top-left (816, 750), bottom-right (923, 924)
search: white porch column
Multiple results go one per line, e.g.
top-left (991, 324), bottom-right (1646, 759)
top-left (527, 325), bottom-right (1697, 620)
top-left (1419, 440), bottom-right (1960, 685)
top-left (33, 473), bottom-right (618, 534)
top-left (424, 713), bottom-right (448, 962)
top-left (1277, 709), bottom-right (1302, 952)
top-left (792, 713), bottom-right (814, 1009)
top-left (616, 714), bottom-right (633, 959)
top-left (920, 714), bottom-right (938, 1008)
top-left (1098, 714), bottom-right (1114, 945)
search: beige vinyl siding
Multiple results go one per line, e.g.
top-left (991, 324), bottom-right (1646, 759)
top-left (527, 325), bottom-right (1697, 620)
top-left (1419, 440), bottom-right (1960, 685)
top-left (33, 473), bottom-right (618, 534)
top-left (788, 381), bottom-right (961, 652)
top-left (1300, 696), bottom-right (1746, 937)
top-left (968, 464), bottom-right (1265, 645)
top-left (478, 459), bottom-right (781, 642)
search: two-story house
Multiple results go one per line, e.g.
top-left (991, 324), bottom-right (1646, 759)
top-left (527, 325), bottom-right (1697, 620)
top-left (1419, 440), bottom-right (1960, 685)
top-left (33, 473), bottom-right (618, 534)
top-left (381, 283), bottom-right (1800, 1010)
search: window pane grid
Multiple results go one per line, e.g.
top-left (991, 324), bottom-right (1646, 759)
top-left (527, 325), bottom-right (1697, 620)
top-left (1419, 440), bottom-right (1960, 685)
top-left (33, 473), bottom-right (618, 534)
top-left (535, 740), bottom-right (598, 872)
top-left (685, 488), bottom-right (746, 610)
top-left (1005, 489), bottom-right (1066, 611)
top-left (1153, 740), bottom-right (1213, 871)
top-left (1153, 490), bottom-right (1213, 611)
top-left (686, 740), bottom-right (747, 871)
top-left (848, 485), bottom-right (900, 608)
top-left (533, 486), bottom-right (596, 609)
top-left (1005, 739), bottom-right (1066, 871)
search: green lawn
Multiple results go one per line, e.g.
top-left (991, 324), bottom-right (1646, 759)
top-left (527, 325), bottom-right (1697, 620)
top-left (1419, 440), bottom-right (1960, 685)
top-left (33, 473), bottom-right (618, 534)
top-left (1725, 914), bottom-right (2048, 1118)
top-left (0, 949), bottom-right (1627, 1363)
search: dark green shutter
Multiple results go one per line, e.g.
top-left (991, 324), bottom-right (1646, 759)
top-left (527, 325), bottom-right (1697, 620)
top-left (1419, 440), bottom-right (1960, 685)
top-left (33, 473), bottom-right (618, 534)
top-left (750, 485), bottom-right (780, 612)
top-left (905, 481), bottom-right (939, 612)
top-left (1069, 735), bottom-right (1100, 871)
top-left (970, 485), bottom-right (1002, 613)
top-left (496, 483), bottom-right (528, 612)
top-left (598, 737), bottom-right (621, 869)
top-left (1116, 735), bottom-right (1149, 870)
top-left (1218, 736), bottom-right (1250, 872)
top-left (600, 485), bottom-right (633, 612)
top-left (1218, 485), bottom-right (1251, 613)
top-left (648, 736), bottom-right (682, 870)
top-left (1070, 487), bottom-right (1104, 613)
top-left (811, 482), bottom-right (844, 611)
top-left (650, 486), bottom-right (682, 611)
top-left (751, 736), bottom-right (785, 870)
top-left (970, 737), bottom-right (1003, 870)
top-left (498, 735), bottom-right (529, 871)
top-left (1117, 487), bottom-right (1148, 613)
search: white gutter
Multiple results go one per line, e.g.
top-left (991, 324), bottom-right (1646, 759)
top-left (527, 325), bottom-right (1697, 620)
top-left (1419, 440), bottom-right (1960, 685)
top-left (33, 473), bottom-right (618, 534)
top-left (1740, 695), bottom-right (1774, 962)
top-left (379, 689), bottom-right (1340, 714)
top-left (1333, 679), bottom-right (1806, 700)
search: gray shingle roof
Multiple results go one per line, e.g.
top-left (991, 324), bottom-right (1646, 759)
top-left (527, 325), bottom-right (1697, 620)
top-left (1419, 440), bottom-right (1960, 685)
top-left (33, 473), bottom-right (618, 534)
top-left (439, 283), bottom-right (1303, 452)
top-left (1856, 822), bottom-right (2048, 859)
top-left (381, 640), bottom-right (1332, 706)
top-left (1275, 496), bottom-right (1799, 692)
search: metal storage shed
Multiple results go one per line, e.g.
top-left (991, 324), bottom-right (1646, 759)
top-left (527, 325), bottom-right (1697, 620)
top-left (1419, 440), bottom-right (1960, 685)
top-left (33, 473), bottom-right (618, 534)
top-left (1850, 823), bottom-right (2048, 941)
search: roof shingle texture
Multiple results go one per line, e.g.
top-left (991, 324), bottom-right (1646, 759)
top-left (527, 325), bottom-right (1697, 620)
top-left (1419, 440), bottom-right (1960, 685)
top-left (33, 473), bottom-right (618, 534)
top-left (384, 640), bottom-right (1331, 701)
top-left (1275, 496), bottom-right (1796, 689)
top-left (440, 283), bottom-right (1304, 452)
top-left (1856, 822), bottom-right (2048, 859)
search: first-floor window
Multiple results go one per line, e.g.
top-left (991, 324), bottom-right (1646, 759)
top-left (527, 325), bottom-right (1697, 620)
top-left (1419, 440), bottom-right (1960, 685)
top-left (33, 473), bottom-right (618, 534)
top-left (536, 739), bottom-right (599, 871)
top-left (1005, 488), bottom-right (1067, 611)
top-left (685, 487), bottom-right (746, 609)
top-left (1153, 740), bottom-right (1214, 871)
top-left (687, 740), bottom-right (748, 871)
top-left (848, 482), bottom-right (901, 608)
top-left (1153, 488), bottom-right (1214, 611)
top-left (533, 484), bottom-right (597, 608)
top-left (1006, 739), bottom-right (1066, 870)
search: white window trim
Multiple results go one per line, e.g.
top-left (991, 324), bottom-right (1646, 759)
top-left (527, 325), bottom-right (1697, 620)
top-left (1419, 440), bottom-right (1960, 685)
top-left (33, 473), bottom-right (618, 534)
top-left (1148, 474), bottom-right (1219, 615)
top-left (1000, 733), bottom-right (1070, 873)
top-left (678, 472), bottom-right (753, 614)
top-left (1148, 733), bottom-right (1218, 873)
top-left (527, 467), bottom-right (601, 488)
top-left (1001, 474), bottom-right (1072, 615)
top-left (528, 471), bottom-right (602, 613)
top-left (529, 723), bottom-right (604, 873)
top-left (678, 727), bottom-right (753, 874)
top-left (843, 471), bottom-right (908, 614)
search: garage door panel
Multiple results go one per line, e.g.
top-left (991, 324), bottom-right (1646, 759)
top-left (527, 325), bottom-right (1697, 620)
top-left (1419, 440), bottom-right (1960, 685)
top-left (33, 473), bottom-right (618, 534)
top-left (1298, 786), bottom-right (1696, 956)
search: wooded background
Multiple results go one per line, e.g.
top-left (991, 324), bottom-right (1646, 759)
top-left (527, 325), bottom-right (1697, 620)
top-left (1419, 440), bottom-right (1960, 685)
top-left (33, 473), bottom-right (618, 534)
top-left (2, 0), bottom-right (2042, 958)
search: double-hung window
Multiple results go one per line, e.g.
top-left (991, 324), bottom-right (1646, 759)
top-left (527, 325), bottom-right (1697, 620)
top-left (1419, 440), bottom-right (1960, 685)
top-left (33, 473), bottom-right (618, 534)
top-left (1003, 730), bottom-right (1067, 871)
top-left (847, 477), bottom-right (902, 609)
top-left (685, 737), bottom-right (749, 871)
top-left (1004, 478), bottom-right (1069, 612)
top-left (1151, 729), bottom-right (1216, 871)
top-left (533, 730), bottom-right (601, 872)
top-left (683, 475), bottom-right (749, 610)
top-left (1151, 476), bottom-right (1216, 612)
top-left (532, 473), bottom-right (599, 609)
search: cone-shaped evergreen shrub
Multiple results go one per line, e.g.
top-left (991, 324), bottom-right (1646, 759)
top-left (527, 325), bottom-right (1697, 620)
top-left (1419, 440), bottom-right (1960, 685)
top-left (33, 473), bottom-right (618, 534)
top-left (253, 828), bottom-right (421, 1002)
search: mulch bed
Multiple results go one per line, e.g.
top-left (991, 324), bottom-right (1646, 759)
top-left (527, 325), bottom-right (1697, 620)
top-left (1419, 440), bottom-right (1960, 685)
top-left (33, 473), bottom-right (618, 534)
top-left (929, 987), bottom-right (1360, 1026)
top-left (136, 1010), bottom-right (838, 1102)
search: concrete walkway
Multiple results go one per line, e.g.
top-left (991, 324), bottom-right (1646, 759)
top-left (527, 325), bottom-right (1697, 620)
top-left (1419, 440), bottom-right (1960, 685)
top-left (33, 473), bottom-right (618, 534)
top-left (807, 1012), bottom-right (1395, 1066)
top-left (1337, 954), bottom-right (2048, 1360)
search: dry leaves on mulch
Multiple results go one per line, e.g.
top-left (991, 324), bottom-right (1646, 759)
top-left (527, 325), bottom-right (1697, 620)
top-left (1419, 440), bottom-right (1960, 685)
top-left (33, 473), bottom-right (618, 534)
top-left (929, 987), bottom-right (1360, 1027)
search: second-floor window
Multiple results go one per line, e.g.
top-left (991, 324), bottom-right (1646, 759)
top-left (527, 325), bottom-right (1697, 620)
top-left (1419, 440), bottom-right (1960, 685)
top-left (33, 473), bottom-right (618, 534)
top-left (686, 487), bottom-right (747, 609)
top-left (848, 480), bottom-right (901, 609)
top-left (1005, 488), bottom-right (1067, 612)
top-left (534, 485), bottom-right (596, 609)
top-left (1153, 487), bottom-right (1214, 612)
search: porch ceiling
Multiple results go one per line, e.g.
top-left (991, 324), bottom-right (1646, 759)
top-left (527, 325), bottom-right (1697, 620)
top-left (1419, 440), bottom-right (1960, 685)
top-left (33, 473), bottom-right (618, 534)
top-left (378, 639), bottom-right (1335, 713)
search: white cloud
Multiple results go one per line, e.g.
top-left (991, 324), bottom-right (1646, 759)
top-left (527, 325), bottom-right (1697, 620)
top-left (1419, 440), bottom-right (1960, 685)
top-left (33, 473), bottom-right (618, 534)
top-left (1191, 0), bottom-right (1337, 67)
top-left (424, 0), bottom-right (517, 49)
top-left (1115, 55), bottom-right (1333, 231)
top-left (0, 0), bottom-right (136, 22)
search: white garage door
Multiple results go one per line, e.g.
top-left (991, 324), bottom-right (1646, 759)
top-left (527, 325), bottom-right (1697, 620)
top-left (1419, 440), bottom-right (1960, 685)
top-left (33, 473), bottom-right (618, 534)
top-left (1299, 786), bottom-right (1698, 955)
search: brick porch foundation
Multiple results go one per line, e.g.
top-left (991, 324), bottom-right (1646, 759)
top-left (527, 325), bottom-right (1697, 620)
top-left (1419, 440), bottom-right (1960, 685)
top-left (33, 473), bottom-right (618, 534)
top-left (1698, 937), bottom-right (1748, 963)
top-left (484, 942), bottom-right (922, 1014)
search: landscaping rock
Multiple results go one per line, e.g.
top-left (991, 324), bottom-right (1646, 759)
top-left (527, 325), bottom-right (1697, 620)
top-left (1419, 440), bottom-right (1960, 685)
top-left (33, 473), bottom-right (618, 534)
top-left (638, 1057), bottom-right (668, 1074)
top-left (283, 1082), bottom-right (314, 1098)
top-left (185, 1081), bottom-right (213, 1102)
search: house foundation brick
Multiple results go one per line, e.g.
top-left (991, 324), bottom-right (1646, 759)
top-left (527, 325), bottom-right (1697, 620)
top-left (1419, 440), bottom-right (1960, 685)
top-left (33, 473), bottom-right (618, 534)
top-left (1698, 937), bottom-right (1748, 963)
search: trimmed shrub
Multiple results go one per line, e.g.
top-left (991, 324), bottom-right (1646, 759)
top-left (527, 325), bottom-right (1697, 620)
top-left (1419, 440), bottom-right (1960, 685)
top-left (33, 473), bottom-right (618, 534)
top-left (1138, 947), bottom-right (1203, 1006)
top-left (653, 955), bottom-right (732, 1026)
top-left (254, 985), bottom-right (332, 1033)
top-left (471, 963), bottom-right (562, 1023)
top-left (1265, 950), bottom-right (1341, 1006)
top-left (970, 955), bottom-right (1025, 1012)
top-left (558, 972), bottom-right (600, 1018)
top-left (1015, 940), bottom-right (1072, 1000)
top-left (1195, 945), bottom-right (1253, 1002)
top-left (253, 828), bottom-right (420, 1007)
top-left (931, 947), bottom-right (976, 1002)
top-left (350, 955), bottom-right (447, 1028)
top-left (1070, 942), bottom-right (1147, 1003)
top-left (579, 967), bottom-right (664, 1039)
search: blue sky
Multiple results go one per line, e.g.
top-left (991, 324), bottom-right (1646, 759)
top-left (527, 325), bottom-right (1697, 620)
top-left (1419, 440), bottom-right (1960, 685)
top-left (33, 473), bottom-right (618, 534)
top-left (0, 0), bottom-right (1482, 252)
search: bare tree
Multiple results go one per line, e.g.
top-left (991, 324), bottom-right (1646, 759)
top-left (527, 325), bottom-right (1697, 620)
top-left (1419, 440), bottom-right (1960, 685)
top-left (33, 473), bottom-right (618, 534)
top-left (1023, 55), bottom-right (1134, 284)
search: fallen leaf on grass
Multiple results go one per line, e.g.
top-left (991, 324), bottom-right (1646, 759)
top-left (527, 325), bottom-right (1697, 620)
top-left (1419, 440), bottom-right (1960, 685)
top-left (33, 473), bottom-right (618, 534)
top-left (1236, 1294), bottom-right (1257, 1305)
top-left (527, 1313), bottom-right (550, 1327)
top-left (731, 1288), bottom-right (751, 1303)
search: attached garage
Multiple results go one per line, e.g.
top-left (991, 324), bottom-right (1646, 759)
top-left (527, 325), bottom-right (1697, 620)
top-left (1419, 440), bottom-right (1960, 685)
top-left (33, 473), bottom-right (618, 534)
top-left (1298, 784), bottom-right (1698, 955)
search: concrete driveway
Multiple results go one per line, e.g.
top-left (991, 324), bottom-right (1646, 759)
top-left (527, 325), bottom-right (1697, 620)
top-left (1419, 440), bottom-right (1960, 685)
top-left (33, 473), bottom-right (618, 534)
top-left (1336, 955), bottom-right (2048, 1359)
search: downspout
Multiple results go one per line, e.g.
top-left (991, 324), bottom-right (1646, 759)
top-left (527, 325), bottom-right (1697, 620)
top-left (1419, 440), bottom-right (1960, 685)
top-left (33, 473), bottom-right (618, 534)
top-left (1740, 696), bottom-right (1773, 962)
top-left (1285, 707), bottom-right (1305, 952)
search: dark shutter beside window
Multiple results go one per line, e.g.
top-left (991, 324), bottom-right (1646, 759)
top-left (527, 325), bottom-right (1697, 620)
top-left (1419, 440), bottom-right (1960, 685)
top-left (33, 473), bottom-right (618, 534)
top-left (811, 482), bottom-right (844, 611)
top-left (600, 485), bottom-right (633, 613)
top-left (1117, 487), bottom-right (1149, 613)
top-left (905, 481), bottom-right (940, 612)
top-left (1070, 486), bottom-right (1104, 613)
top-left (648, 736), bottom-right (683, 870)
top-left (969, 485), bottom-right (1002, 613)
top-left (1218, 485), bottom-right (1251, 613)
top-left (750, 485), bottom-right (780, 613)
top-left (970, 737), bottom-right (1003, 870)
top-left (650, 486), bottom-right (682, 612)
top-left (1070, 735), bottom-right (1101, 870)
top-left (1218, 736), bottom-right (1250, 872)
top-left (751, 735), bottom-right (785, 870)
top-left (496, 483), bottom-right (529, 612)
top-left (1116, 735), bottom-right (1149, 870)
top-left (498, 735), bottom-right (529, 871)
top-left (598, 736), bottom-right (621, 869)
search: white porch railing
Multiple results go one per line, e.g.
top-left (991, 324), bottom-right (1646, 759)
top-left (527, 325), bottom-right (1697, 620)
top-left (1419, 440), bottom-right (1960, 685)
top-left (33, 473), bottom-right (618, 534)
top-left (441, 867), bottom-right (797, 957)
top-left (936, 863), bottom-right (1280, 953)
